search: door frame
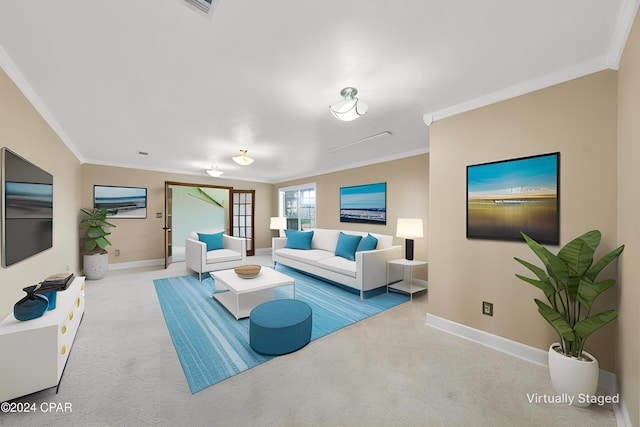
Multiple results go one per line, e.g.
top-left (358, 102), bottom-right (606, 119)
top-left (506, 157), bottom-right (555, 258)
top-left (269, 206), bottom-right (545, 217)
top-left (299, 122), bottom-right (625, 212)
top-left (164, 181), bottom-right (234, 269)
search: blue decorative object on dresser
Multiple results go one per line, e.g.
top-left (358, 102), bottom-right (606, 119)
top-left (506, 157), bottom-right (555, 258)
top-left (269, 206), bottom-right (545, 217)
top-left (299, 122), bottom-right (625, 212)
top-left (13, 285), bottom-right (49, 321)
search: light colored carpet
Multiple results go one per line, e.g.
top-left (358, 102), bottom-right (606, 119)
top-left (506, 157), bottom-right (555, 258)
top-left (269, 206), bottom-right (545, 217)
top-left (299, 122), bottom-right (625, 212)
top-left (0, 255), bottom-right (617, 426)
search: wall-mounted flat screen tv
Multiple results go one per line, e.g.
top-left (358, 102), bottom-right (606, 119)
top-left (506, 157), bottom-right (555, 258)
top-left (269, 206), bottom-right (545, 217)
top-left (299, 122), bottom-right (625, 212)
top-left (339, 182), bottom-right (386, 225)
top-left (1, 147), bottom-right (53, 267)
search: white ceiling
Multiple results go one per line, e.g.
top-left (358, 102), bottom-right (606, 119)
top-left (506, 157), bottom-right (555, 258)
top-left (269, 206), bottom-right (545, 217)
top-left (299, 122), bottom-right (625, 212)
top-left (0, 1), bottom-right (637, 183)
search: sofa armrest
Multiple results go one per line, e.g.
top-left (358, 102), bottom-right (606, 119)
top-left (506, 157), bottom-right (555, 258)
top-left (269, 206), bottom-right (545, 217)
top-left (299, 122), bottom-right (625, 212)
top-left (273, 237), bottom-right (287, 250)
top-left (356, 245), bottom-right (403, 291)
top-left (223, 234), bottom-right (247, 259)
top-left (185, 237), bottom-right (207, 272)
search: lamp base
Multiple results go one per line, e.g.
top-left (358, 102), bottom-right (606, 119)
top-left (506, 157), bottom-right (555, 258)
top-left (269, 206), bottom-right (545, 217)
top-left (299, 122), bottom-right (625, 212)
top-left (405, 239), bottom-right (414, 261)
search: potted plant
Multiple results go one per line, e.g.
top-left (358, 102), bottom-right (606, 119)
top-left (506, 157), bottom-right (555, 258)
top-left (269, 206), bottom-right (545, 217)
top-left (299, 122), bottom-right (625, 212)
top-left (80, 208), bottom-right (116, 280)
top-left (514, 230), bottom-right (624, 407)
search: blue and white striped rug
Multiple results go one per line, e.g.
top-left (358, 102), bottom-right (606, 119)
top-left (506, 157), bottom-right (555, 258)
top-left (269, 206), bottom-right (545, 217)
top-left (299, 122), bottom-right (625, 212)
top-left (153, 265), bottom-right (409, 393)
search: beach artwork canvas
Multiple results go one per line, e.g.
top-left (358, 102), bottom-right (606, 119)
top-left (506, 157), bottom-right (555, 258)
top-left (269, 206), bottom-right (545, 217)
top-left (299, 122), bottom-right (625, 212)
top-left (94, 185), bottom-right (147, 219)
top-left (467, 153), bottom-right (559, 244)
top-left (340, 182), bottom-right (386, 225)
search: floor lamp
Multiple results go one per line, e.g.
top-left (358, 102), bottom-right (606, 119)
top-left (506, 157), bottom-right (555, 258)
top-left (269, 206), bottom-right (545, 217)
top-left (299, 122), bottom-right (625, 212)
top-left (396, 218), bottom-right (423, 261)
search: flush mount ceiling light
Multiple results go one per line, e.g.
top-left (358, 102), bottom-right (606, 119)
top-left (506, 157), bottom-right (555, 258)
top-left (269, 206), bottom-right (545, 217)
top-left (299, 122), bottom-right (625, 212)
top-left (206, 165), bottom-right (223, 177)
top-left (232, 149), bottom-right (254, 166)
top-left (330, 87), bottom-right (368, 121)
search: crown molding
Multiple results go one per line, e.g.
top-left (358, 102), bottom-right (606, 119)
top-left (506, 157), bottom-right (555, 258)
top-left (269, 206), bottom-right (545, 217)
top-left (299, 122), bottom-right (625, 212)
top-left (426, 56), bottom-right (611, 123)
top-left (607, 0), bottom-right (640, 69)
top-left (0, 43), bottom-right (85, 163)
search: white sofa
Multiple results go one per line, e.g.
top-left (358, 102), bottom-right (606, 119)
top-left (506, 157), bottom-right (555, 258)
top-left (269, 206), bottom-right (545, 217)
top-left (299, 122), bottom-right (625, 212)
top-left (186, 231), bottom-right (247, 281)
top-left (272, 228), bottom-right (403, 299)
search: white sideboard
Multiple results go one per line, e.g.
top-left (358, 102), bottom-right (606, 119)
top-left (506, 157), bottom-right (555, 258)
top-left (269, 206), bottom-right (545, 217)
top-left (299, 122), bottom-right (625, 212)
top-left (0, 276), bottom-right (85, 402)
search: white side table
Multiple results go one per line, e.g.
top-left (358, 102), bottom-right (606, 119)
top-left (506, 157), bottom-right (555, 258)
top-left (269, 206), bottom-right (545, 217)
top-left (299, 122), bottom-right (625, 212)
top-left (386, 259), bottom-right (428, 301)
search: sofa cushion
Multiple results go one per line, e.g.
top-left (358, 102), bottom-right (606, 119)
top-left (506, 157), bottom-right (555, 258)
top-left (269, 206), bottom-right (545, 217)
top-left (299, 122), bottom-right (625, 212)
top-left (317, 256), bottom-right (357, 278)
top-left (205, 249), bottom-right (242, 264)
top-left (275, 248), bottom-right (334, 265)
top-left (311, 229), bottom-right (340, 252)
top-left (198, 232), bottom-right (224, 251)
top-left (335, 232), bottom-right (362, 261)
top-left (356, 233), bottom-right (378, 252)
top-left (285, 230), bottom-right (314, 250)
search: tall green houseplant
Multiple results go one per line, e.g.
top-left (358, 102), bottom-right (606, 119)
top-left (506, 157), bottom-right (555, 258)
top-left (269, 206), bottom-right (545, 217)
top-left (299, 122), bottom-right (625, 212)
top-left (514, 230), bottom-right (624, 359)
top-left (80, 208), bottom-right (116, 254)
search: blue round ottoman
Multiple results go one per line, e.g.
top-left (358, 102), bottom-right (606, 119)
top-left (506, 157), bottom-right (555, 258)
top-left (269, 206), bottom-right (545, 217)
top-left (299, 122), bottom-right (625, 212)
top-left (249, 299), bottom-right (312, 355)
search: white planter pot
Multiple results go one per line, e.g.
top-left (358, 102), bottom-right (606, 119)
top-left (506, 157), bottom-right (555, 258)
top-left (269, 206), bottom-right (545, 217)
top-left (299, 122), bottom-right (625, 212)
top-left (548, 343), bottom-right (599, 407)
top-left (83, 252), bottom-right (109, 280)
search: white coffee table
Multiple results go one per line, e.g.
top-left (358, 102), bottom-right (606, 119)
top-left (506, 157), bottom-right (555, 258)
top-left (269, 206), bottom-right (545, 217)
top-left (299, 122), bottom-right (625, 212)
top-left (211, 267), bottom-right (295, 319)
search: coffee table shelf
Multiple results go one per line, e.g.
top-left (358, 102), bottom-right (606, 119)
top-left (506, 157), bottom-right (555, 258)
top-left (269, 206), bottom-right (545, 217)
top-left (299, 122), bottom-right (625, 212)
top-left (211, 267), bottom-right (295, 319)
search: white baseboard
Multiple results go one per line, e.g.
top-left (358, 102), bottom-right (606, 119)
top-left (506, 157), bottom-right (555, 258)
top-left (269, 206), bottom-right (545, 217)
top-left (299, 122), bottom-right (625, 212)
top-left (425, 313), bottom-right (629, 426)
top-left (109, 258), bottom-right (165, 270)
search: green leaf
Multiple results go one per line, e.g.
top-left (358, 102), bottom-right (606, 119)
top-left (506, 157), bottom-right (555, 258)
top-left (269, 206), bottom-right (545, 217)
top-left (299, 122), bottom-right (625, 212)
top-left (573, 309), bottom-right (618, 342)
top-left (514, 272), bottom-right (556, 302)
top-left (95, 236), bottom-right (111, 249)
top-left (586, 245), bottom-right (625, 282)
top-left (535, 299), bottom-right (575, 343)
top-left (521, 233), bottom-right (569, 287)
top-left (576, 278), bottom-right (615, 311)
top-left (557, 230), bottom-right (599, 276)
top-left (84, 240), bottom-right (97, 252)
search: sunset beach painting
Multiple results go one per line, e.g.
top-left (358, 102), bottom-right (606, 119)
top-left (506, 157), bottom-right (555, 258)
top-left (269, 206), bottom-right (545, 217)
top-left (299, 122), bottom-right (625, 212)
top-left (467, 153), bottom-right (559, 244)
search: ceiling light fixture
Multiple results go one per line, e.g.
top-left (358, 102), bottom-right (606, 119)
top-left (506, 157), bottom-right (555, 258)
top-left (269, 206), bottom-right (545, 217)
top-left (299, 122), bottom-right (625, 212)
top-left (206, 165), bottom-right (223, 177)
top-left (232, 149), bottom-right (254, 166)
top-left (329, 87), bottom-right (368, 121)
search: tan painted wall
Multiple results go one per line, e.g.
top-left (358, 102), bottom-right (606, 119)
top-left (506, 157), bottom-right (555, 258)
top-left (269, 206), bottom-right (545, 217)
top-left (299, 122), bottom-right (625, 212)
top-left (0, 68), bottom-right (82, 319)
top-left (429, 71), bottom-right (619, 371)
top-left (617, 9), bottom-right (640, 427)
top-left (81, 164), bottom-right (274, 264)
top-left (275, 153), bottom-right (429, 279)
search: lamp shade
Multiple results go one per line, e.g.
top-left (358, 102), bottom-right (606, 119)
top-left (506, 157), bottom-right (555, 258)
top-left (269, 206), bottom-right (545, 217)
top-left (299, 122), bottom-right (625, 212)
top-left (232, 149), bottom-right (254, 166)
top-left (330, 87), bottom-right (368, 121)
top-left (269, 217), bottom-right (287, 230)
top-left (206, 166), bottom-right (223, 177)
top-left (396, 218), bottom-right (424, 239)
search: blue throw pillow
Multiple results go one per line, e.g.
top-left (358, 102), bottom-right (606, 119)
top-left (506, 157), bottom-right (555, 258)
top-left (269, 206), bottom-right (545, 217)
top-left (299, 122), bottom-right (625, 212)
top-left (335, 232), bottom-right (362, 261)
top-left (285, 230), bottom-right (314, 250)
top-left (198, 232), bottom-right (224, 251)
top-left (356, 233), bottom-right (378, 252)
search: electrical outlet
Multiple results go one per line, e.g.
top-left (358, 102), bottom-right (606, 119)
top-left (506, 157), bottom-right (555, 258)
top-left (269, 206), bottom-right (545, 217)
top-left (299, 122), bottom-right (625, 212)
top-left (482, 301), bottom-right (493, 316)
top-left (115, 249), bottom-right (120, 257)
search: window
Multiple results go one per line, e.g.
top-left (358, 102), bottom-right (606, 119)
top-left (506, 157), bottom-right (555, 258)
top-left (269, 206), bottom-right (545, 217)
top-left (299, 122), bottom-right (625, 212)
top-left (278, 183), bottom-right (316, 231)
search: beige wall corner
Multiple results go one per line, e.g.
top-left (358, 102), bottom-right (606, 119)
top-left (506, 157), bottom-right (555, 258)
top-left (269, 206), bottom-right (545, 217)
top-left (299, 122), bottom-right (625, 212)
top-left (429, 70), bottom-right (619, 371)
top-left (617, 8), bottom-right (640, 427)
top-left (0, 67), bottom-right (82, 319)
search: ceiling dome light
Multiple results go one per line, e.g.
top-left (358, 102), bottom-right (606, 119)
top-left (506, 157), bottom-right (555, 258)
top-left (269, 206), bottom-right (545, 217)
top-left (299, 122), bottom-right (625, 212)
top-left (232, 149), bottom-right (254, 166)
top-left (206, 165), bottom-right (223, 177)
top-left (330, 87), bottom-right (368, 121)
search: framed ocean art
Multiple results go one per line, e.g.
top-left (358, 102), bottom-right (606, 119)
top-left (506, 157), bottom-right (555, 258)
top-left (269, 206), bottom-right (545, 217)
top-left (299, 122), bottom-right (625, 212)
top-left (466, 152), bottom-right (559, 244)
top-left (94, 185), bottom-right (147, 219)
top-left (339, 182), bottom-right (386, 225)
